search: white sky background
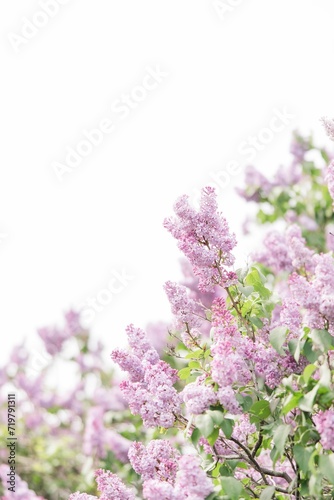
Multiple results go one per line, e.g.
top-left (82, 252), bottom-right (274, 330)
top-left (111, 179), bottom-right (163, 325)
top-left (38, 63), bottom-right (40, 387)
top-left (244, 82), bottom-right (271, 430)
top-left (0, 0), bottom-right (334, 366)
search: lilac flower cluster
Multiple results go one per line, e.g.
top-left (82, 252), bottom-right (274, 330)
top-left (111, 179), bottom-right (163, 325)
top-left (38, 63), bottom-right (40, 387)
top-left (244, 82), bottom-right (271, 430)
top-left (236, 159), bottom-right (302, 202)
top-left (182, 382), bottom-right (217, 415)
top-left (129, 441), bottom-right (213, 500)
top-left (164, 187), bottom-right (237, 292)
top-left (314, 409), bottom-right (334, 450)
top-left (37, 310), bottom-right (82, 355)
top-left (322, 117), bottom-right (334, 142)
top-left (83, 406), bottom-right (131, 462)
top-left (164, 280), bottom-right (205, 347)
top-left (128, 440), bottom-right (180, 482)
top-left (211, 298), bottom-right (304, 395)
top-left (253, 224), bottom-right (314, 274)
top-left (69, 469), bottom-right (135, 500)
top-left (164, 281), bottom-right (202, 331)
top-left (326, 161), bottom-right (334, 205)
top-left (111, 324), bottom-right (181, 428)
top-left (0, 465), bottom-right (44, 500)
top-left (288, 252), bottom-right (334, 331)
top-left (83, 406), bottom-right (105, 458)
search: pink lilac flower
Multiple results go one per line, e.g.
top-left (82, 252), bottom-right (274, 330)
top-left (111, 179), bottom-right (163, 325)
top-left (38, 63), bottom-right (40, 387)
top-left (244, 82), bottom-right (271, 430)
top-left (287, 252), bottom-right (334, 330)
top-left (252, 231), bottom-right (292, 273)
top-left (326, 224), bottom-right (334, 252)
top-left (94, 469), bottom-right (135, 500)
top-left (272, 161), bottom-right (302, 187)
top-left (290, 136), bottom-right (309, 162)
top-left (313, 253), bottom-right (334, 293)
top-left (164, 187), bottom-right (237, 292)
top-left (288, 273), bottom-right (318, 310)
top-left (179, 258), bottom-right (223, 309)
top-left (164, 281), bottom-right (203, 330)
top-left (314, 410), bottom-right (334, 450)
top-left (298, 214), bottom-right (318, 231)
top-left (285, 225), bottom-right (314, 272)
top-left (174, 455), bottom-right (213, 499)
top-left (69, 494), bottom-right (97, 500)
top-left (128, 440), bottom-right (180, 483)
top-left (83, 406), bottom-right (106, 458)
top-left (0, 465), bottom-right (45, 500)
top-left (141, 454), bottom-right (213, 500)
top-left (236, 165), bottom-right (273, 201)
top-left (143, 480), bottom-right (177, 500)
top-left (182, 383), bottom-right (217, 414)
top-left (145, 321), bottom-right (170, 353)
top-left (64, 309), bottom-right (82, 334)
top-left (232, 414), bottom-right (256, 443)
top-left (37, 310), bottom-right (82, 355)
top-left (217, 386), bottom-right (241, 414)
top-left (326, 162), bottom-right (334, 205)
top-left (280, 300), bottom-right (302, 337)
top-left (322, 117), bottom-right (334, 141)
top-left (198, 436), bottom-right (214, 454)
top-left (93, 385), bottom-right (127, 412)
top-left (320, 294), bottom-right (334, 321)
top-left (253, 225), bottom-right (314, 274)
top-left (211, 338), bottom-right (251, 388)
top-left (111, 349), bottom-right (144, 382)
top-left (105, 430), bottom-right (131, 463)
top-left (181, 328), bottom-right (202, 349)
top-left (235, 449), bottom-right (295, 487)
top-left (112, 325), bottom-right (180, 428)
top-left (9, 342), bottom-right (29, 365)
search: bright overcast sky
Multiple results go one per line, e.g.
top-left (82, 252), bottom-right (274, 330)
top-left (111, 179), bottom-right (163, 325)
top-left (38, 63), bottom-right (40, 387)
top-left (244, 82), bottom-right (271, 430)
top-left (1, 0), bottom-right (334, 365)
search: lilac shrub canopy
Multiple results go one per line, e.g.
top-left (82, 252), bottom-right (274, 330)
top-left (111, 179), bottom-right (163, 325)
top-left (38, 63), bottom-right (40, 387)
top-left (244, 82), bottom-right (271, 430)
top-left (1, 123), bottom-right (334, 499)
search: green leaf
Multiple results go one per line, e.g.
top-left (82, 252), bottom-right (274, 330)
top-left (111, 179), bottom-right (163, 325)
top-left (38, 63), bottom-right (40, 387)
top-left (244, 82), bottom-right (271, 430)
top-left (319, 454), bottom-right (334, 483)
top-left (269, 327), bottom-right (287, 355)
top-left (309, 329), bottom-right (334, 353)
top-left (236, 394), bottom-right (253, 412)
top-left (220, 418), bottom-right (234, 439)
top-left (204, 348), bottom-right (211, 359)
top-left (205, 309), bottom-right (212, 321)
top-left (250, 316), bottom-right (264, 328)
top-left (207, 427), bottom-right (219, 446)
top-left (245, 268), bottom-right (271, 299)
top-left (178, 367), bottom-right (191, 380)
top-left (191, 428), bottom-right (201, 447)
top-left (236, 266), bottom-right (248, 282)
top-left (298, 384), bottom-right (319, 412)
top-left (259, 485), bottom-right (276, 500)
top-left (282, 394), bottom-right (302, 415)
top-left (249, 400), bottom-right (271, 424)
top-left (302, 364), bottom-right (316, 384)
top-left (208, 410), bottom-right (225, 426)
top-left (188, 361), bottom-right (201, 369)
top-left (239, 285), bottom-right (254, 297)
top-left (288, 338), bottom-right (302, 363)
top-left (303, 339), bottom-right (321, 363)
top-left (220, 477), bottom-right (243, 500)
top-left (319, 362), bottom-right (331, 388)
top-left (293, 444), bottom-right (313, 474)
top-left (273, 424), bottom-right (291, 455)
top-left (185, 350), bottom-right (203, 359)
top-left (196, 414), bottom-right (214, 438)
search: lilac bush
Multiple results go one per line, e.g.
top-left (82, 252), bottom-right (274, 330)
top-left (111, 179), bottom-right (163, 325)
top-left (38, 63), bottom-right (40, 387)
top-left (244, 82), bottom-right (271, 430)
top-left (2, 121), bottom-right (334, 499)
